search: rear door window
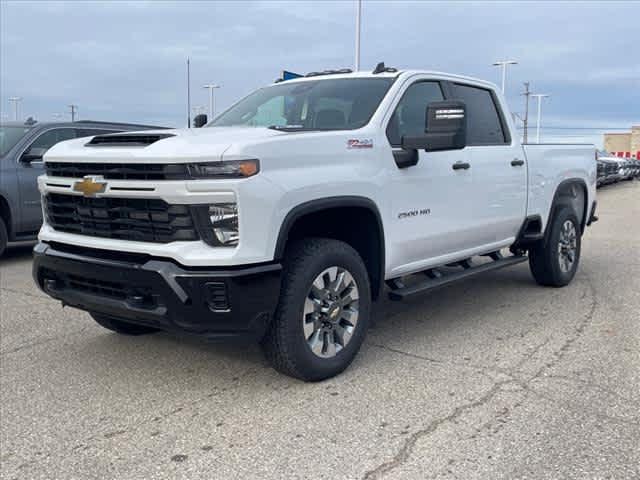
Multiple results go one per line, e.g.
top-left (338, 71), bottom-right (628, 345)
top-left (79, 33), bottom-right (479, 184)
top-left (452, 84), bottom-right (507, 145)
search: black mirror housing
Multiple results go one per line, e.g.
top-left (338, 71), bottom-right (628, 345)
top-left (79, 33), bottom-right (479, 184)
top-left (193, 114), bottom-right (208, 128)
top-left (20, 147), bottom-right (48, 162)
top-left (401, 101), bottom-right (467, 152)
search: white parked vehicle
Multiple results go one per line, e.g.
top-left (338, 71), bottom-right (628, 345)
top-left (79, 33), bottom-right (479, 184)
top-left (34, 64), bottom-right (598, 381)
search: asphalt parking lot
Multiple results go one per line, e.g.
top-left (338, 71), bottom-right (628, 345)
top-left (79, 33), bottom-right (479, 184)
top-left (1, 181), bottom-right (638, 480)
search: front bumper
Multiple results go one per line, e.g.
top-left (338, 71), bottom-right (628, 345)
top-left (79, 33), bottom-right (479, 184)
top-left (33, 242), bottom-right (281, 340)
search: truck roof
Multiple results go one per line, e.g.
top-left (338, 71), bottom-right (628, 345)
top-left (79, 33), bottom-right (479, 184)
top-left (273, 69), bottom-right (500, 92)
top-left (0, 120), bottom-right (165, 129)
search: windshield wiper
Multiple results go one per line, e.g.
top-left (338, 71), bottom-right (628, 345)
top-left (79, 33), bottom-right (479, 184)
top-left (267, 125), bottom-right (317, 132)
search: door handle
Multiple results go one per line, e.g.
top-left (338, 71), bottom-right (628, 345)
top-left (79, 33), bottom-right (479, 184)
top-left (452, 162), bottom-right (470, 170)
top-left (511, 159), bottom-right (525, 167)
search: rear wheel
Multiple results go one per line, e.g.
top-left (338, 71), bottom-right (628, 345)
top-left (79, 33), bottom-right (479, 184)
top-left (90, 313), bottom-right (160, 335)
top-left (262, 238), bottom-right (371, 381)
top-left (0, 217), bottom-right (7, 257)
top-left (529, 207), bottom-right (581, 287)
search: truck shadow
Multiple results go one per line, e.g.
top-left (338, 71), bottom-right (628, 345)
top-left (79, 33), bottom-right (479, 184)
top-left (76, 264), bottom-right (541, 382)
top-left (0, 243), bottom-right (36, 264)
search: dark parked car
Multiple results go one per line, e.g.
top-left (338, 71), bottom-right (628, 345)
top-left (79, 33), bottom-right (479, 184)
top-left (0, 120), bottom-right (164, 256)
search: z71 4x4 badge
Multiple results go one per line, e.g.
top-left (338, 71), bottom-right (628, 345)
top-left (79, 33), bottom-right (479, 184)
top-left (347, 138), bottom-right (373, 149)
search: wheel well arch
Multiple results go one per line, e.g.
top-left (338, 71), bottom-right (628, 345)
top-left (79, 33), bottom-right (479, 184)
top-left (547, 179), bottom-right (588, 237)
top-left (274, 196), bottom-right (385, 301)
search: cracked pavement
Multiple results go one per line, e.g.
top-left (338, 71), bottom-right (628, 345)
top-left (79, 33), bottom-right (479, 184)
top-left (1, 181), bottom-right (639, 480)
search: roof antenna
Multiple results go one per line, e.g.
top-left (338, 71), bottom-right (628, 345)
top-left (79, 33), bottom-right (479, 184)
top-left (372, 62), bottom-right (397, 74)
top-left (372, 62), bottom-right (386, 74)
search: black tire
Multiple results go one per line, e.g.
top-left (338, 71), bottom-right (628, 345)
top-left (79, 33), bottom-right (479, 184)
top-left (90, 313), bottom-right (160, 335)
top-left (0, 216), bottom-right (7, 257)
top-left (262, 238), bottom-right (371, 382)
top-left (529, 206), bottom-right (581, 287)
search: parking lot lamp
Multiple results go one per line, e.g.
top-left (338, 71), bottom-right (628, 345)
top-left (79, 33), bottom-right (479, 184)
top-left (492, 60), bottom-right (518, 94)
top-left (531, 94), bottom-right (550, 143)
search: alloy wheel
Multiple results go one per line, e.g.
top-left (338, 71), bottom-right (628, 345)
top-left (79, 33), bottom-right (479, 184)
top-left (302, 266), bottom-right (360, 358)
top-left (558, 219), bottom-right (577, 273)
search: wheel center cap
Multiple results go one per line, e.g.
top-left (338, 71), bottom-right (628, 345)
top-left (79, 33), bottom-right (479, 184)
top-left (327, 304), bottom-right (340, 320)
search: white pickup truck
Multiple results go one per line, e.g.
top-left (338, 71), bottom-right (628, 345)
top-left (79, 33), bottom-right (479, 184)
top-left (34, 65), bottom-right (597, 381)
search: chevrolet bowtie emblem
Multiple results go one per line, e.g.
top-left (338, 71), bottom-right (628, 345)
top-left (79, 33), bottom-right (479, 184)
top-left (73, 175), bottom-right (107, 197)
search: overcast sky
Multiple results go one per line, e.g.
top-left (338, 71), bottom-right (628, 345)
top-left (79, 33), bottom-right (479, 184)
top-left (1, 0), bottom-right (638, 146)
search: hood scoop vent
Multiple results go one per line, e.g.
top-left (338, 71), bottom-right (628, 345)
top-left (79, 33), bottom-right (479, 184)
top-left (85, 133), bottom-right (175, 147)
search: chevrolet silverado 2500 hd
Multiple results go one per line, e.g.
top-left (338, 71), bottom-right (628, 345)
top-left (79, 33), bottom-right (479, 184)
top-left (33, 66), bottom-right (597, 381)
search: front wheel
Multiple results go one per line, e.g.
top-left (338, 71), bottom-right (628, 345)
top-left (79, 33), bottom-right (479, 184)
top-left (262, 238), bottom-right (371, 382)
top-left (529, 207), bottom-right (581, 287)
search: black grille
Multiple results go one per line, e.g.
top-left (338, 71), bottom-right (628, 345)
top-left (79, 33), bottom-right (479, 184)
top-left (67, 273), bottom-right (128, 299)
top-left (44, 193), bottom-right (199, 243)
top-left (45, 162), bottom-right (190, 180)
top-left (41, 268), bottom-right (156, 307)
top-left (85, 133), bottom-right (174, 147)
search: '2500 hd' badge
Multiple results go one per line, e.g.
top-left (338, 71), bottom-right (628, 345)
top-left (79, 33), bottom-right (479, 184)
top-left (73, 175), bottom-right (108, 197)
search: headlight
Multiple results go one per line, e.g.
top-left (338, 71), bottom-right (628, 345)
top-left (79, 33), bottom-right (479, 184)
top-left (188, 159), bottom-right (259, 179)
top-left (192, 202), bottom-right (239, 247)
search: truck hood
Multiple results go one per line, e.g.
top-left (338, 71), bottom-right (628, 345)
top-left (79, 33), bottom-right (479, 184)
top-left (44, 126), bottom-right (287, 163)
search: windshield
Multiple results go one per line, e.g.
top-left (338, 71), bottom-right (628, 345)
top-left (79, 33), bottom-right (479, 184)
top-left (209, 78), bottom-right (395, 130)
top-left (0, 126), bottom-right (32, 156)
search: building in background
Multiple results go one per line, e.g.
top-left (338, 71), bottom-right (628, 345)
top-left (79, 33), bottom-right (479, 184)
top-left (604, 126), bottom-right (640, 159)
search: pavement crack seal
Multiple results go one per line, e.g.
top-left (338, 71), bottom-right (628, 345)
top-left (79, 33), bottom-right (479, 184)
top-left (64, 367), bottom-right (257, 455)
top-left (362, 379), bottom-right (515, 480)
top-left (370, 343), bottom-right (515, 379)
top-left (363, 273), bottom-right (600, 480)
top-left (526, 272), bottom-right (599, 384)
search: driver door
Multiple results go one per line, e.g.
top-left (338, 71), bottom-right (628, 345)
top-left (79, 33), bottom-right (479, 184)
top-left (385, 80), bottom-right (475, 277)
top-left (17, 128), bottom-right (76, 232)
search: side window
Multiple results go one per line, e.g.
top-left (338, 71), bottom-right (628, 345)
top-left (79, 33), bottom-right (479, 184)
top-left (75, 128), bottom-right (118, 138)
top-left (386, 81), bottom-right (444, 147)
top-left (30, 128), bottom-right (76, 151)
top-left (452, 84), bottom-right (507, 145)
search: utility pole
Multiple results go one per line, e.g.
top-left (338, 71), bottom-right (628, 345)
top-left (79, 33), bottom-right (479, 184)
top-left (68, 104), bottom-right (78, 122)
top-left (522, 82), bottom-right (530, 144)
top-left (354, 0), bottom-right (362, 71)
top-left (187, 58), bottom-right (191, 128)
top-left (202, 84), bottom-right (220, 119)
top-left (8, 97), bottom-right (22, 121)
top-left (531, 94), bottom-right (550, 144)
top-left (492, 60), bottom-right (518, 94)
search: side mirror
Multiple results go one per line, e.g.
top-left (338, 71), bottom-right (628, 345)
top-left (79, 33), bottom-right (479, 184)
top-left (193, 114), bottom-right (208, 128)
top-left (20, 147), bottom-right (48, 163)
top-left (402, 100), bottom-right (467, 152)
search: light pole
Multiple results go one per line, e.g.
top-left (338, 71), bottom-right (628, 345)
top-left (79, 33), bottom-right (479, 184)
top-left (531, 94), bottom-right (550, 143)
top-left (521, 82), bottom-right (531, 144)
top-left (8, 97), bottom-right (23, 121)
top-left (68, 104), bottom-right (78, 122)
top-left (202, 84), bottom-right (220, 119)
top-left (354, 0), bottom-right (362, 71)
top-left (492, 60), bottom-right (518, 94)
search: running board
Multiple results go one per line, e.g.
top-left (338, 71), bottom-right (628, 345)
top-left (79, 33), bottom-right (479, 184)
top-left (388, 254), bottom-right (527, 301)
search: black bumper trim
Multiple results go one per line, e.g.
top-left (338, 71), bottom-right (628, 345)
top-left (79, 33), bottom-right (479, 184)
top-left (33, 243), bottom-right (282, 340)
